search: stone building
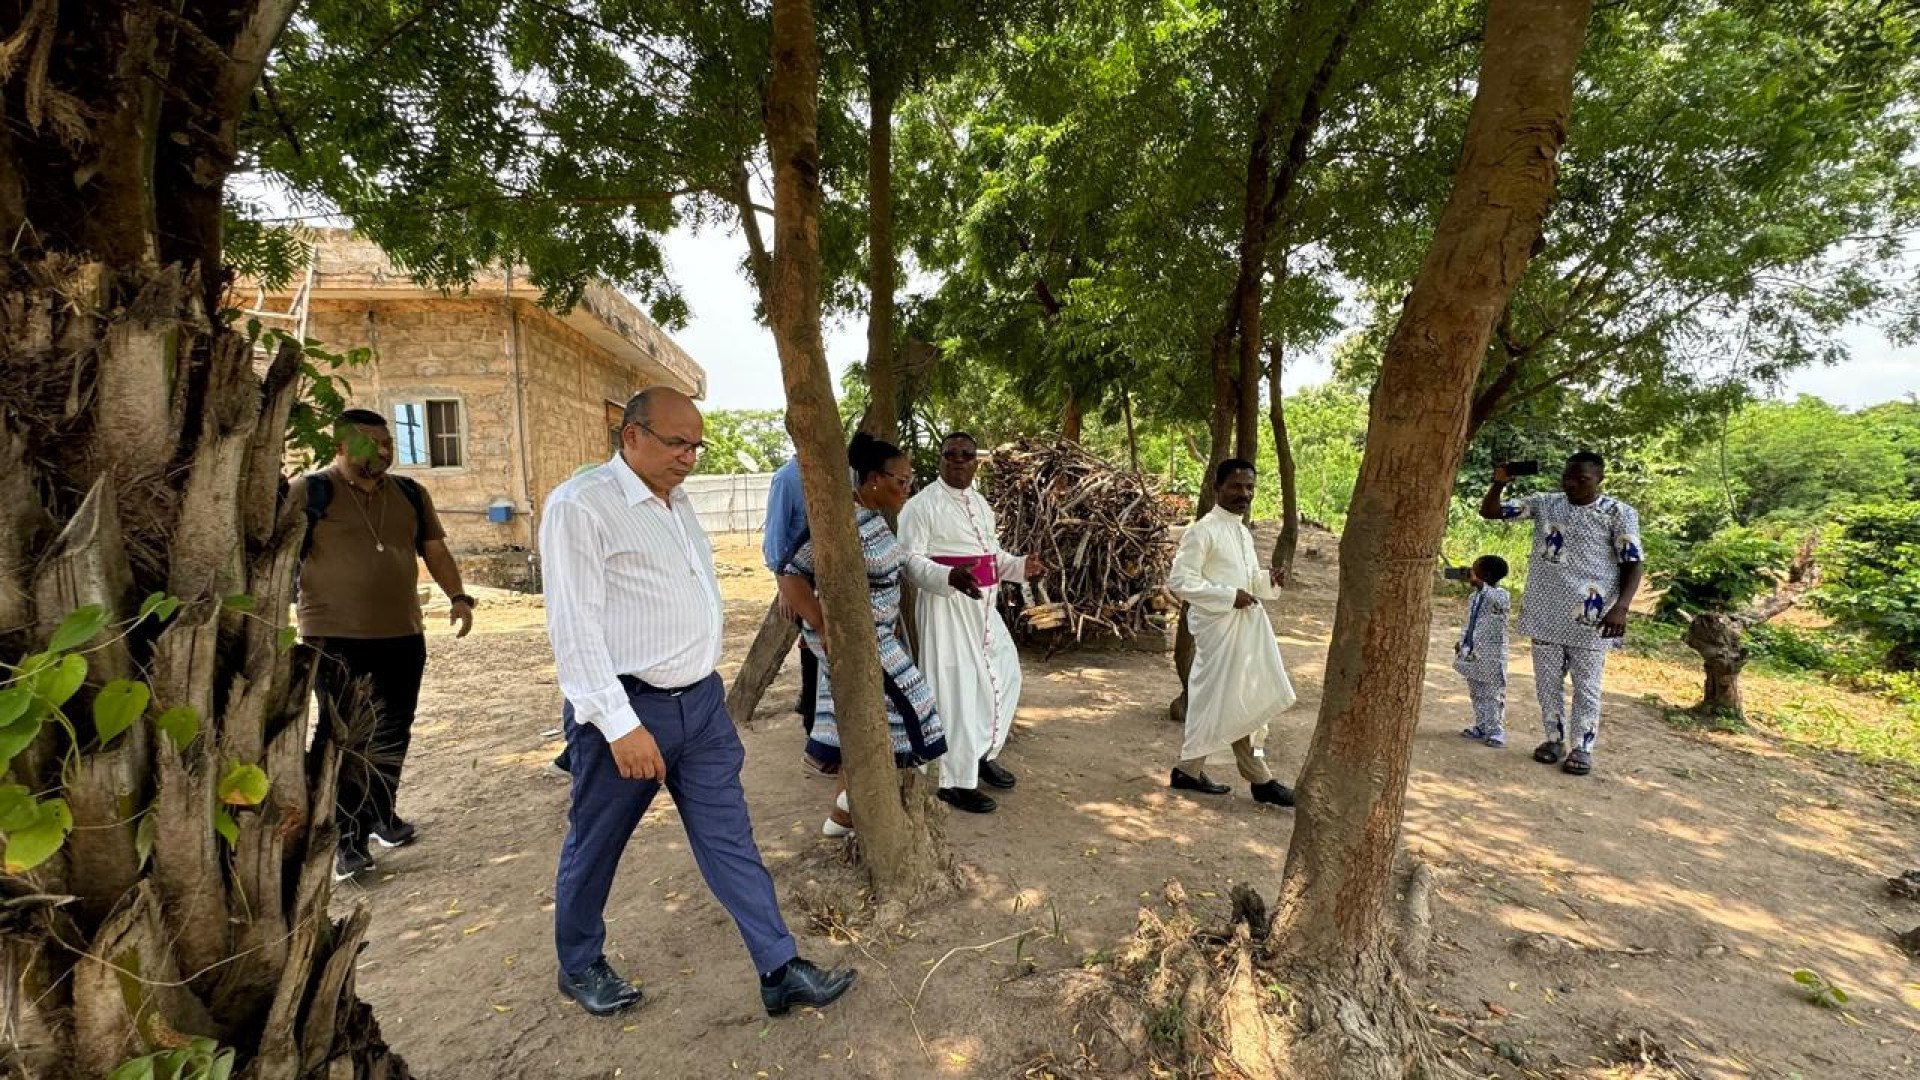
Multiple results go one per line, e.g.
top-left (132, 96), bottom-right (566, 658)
top-left (253, 231), bottom-right (705, 582)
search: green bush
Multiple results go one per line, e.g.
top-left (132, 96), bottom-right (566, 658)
top-left (1815, 502), bottom-right (1920, 668)
top-left (1655, 527), bottom-right (1793, 618)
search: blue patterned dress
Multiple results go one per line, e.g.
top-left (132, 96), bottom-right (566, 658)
top-left (784, 507), bottom-right (951, 768)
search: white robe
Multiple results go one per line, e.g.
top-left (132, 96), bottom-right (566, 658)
top-left (1169, 506), bottom-right (1296, 761)
top-left (898, 481), bottom-right (1028, 790)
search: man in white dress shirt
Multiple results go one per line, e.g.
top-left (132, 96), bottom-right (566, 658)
top-left (1166, 459), bottom-right (1297, 806)
top-left (897, 433), bottom-right (1043, 815)
top-left (542, 387), bottom-right (855, 1019)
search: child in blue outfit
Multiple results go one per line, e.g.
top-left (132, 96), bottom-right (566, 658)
top-left (1453, 555), bottom-right (1512, 748)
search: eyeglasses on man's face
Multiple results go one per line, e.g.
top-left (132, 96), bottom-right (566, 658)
top-left (940, 449), bottom-right (977, 462)
top-left (638, 422), bottom-right (706, 456)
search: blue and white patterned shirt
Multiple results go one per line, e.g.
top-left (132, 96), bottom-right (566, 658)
top-left (1453, 584), bottom-right (1511, 682)
top-left (1500, 492), bottom-right (1643, 650)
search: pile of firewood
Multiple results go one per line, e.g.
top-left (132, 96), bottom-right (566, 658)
top-left (985, 439), bottom-right (1181, 641)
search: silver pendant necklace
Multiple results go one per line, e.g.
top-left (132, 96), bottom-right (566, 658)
top-left (347, 477), bottom-right (389, 552)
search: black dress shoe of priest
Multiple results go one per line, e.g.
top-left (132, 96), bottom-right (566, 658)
top-left (1250, 780), bottom-right (1297, 807)
top-left (979, 758), bottom-right (1017, 789)
top-left (1169, 768), bottom-right (1230, 795)
top-left (937, 787), bottom-right (998, 814)
top-left (762, 958), bottom-right (858, 1016)
top-left (558, 960), bottom-right (644, 1016)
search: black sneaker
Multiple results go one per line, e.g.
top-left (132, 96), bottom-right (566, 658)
top-left (369, 818), bottom-right (417, 849)
top-left (334, 844), bottom-right (375, 882)
top-left (936, 787), bottom-right (998, 814)
top-left (979, 758), bottom-right (1017, 790)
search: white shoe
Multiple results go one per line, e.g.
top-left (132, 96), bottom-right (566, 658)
top-left (821, 818), bottom-right (854, 838)
top-left (835, 790), bottom-right (850, 813)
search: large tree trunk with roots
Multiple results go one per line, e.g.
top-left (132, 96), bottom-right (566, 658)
top-left (0, 3), bottom-right (405, 1076)
top-left (765, 0), bottom-right (949, 900)
top-left (1267, 1), bottom-right (1593, 1076)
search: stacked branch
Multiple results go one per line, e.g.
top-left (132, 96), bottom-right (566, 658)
top-left (985, 439), bottom-right (1179, 642)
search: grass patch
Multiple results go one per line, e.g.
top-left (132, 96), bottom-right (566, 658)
top-left (1611, 626), bottom-right (1920, 787)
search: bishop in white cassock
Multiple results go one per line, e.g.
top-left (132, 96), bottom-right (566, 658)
top-left (897, 433), bottom-right (1042, 815)
top-left (1167, 459), bottom-right (1297, 807)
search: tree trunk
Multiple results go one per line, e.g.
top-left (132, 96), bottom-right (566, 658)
top-left (1267, 2), bottom-right (1593, 1076)
top-left (726, 599), bottom-right (803, 726)
top-left (1121, 384), bottom-right (1140, 472)
top-left (1060, 385), bottom-right (1084, 442)
top-left (1683, 613), bottom-right (1746, 720)
top-left (0, 4), bottom-right (406, 1077)
top-left (861, 53), bottom-right (900, 442)
top-left (765, 0), bottom-right (947, 899)
top-left (1268, 337), bottom-right (1300, 579)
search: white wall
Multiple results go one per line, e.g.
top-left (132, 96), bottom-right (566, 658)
top-left (682, 472), bottom-right (774, 534)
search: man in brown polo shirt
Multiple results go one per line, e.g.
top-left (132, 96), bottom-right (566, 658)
top-left (294, 408), bottom-right (476, 881)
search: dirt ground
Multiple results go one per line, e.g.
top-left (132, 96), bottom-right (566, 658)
top-left (335, 528), bottom-right (1920, 1079)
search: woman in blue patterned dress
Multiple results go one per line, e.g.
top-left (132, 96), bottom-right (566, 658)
top-left (778, 432), bottom-right (981, 836)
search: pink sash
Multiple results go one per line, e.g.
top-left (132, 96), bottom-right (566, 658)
top-left (930, 553), bottom-right (998, 588)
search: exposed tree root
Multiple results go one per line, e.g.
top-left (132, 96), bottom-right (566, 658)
top-left (1010, 878), bottom-right (1463, 1079)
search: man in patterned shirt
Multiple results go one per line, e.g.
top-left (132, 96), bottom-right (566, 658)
top-left (1480, 452), bottom-right (1644, 776)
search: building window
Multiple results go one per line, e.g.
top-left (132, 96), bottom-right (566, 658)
top-left (605, 400), bottom-right (625, 457)
top-left (393, 399), bottom-right (464, 468)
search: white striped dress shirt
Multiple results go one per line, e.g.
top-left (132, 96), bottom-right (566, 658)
top-left (540, 454), bottom-right (725, 742)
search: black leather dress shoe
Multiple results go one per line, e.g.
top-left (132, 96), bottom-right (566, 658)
top-left (559, 959), bottom-right (644, 1016)
top-left (1250, 780), bottom-right (1296, 807)
top-left (762, 958), bottom-right (857, 1016)
top-left (979, 758), bottom-right (1017, 789)
top-left (1170, 769), bottom-right (1230, 795)
top-left (937, 787), bottom-right (998, 814)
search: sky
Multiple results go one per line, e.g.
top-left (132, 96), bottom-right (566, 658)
top-left (666, 223), bottom-right (1918, 413)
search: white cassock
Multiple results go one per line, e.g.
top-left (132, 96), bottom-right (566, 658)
top-left (1169, 506), bottom-right (1296, 762)
top-left (898, 481), bottom-right (1028, 791)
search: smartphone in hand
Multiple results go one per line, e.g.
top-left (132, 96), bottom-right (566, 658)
top-left (1442, 567), bottom-right (1472, 582)
top-left (1503, 459), bottom-right (1540, 477)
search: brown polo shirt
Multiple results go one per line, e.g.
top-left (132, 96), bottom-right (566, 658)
top-left (293, 466), bottom-right (447, 639)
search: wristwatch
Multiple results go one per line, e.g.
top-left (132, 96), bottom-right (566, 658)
top-left (449, 593), bottom-right (477, 608)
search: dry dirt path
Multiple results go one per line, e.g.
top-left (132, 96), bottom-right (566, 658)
top-left (335, 530), bottom-right (1920, 1078)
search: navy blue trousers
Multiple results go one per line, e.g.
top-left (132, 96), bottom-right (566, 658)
top-left (554, 673), bottom-right (798, 978)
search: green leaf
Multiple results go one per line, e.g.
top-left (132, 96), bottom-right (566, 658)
top-left (1791, 968), bottom-right (1819, 987)
top-left (212, 807), bottom-right (239, 848)
top-left (217, 763), bottom-right (270, 807)
top-left (277, 626), bottom-right (298, 653)
top-left (92, 680), bottom-right (150, 745)
top-left (106, 1057), bottom-right (157, 1080)
top-left (3, 798), bottom-right (72, 873)
top-left (0, 784), bottom-right (36, 832)
top-left (156, 705), bottom-right (200, 749)
top-left (0, 714), bottom-right (42, 766)
top-left (221, 594), bottom-right (257, 614)
top-left (134, 809), bottom-right (156, 869)
top-left (138, 592), bottom-right (182, 624)
top-left (48, 605), bottom-right (109, 653)
top-left (34, 654), bottom-right (88, 709)
top-left (0, 685), bottom-right (28, 727)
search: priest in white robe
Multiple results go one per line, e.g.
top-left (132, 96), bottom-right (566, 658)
top-left (1167, 458), bottom-right (1297, 806)
top-left (898, 433), bottom-right (1043, 815)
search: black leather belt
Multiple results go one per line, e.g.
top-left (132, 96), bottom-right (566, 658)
top-left (619, 673), bottom-right (701, 697)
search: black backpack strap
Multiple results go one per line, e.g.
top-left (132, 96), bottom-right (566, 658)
top-left (299, 472), bottom-right (333, 562)
top-left (390, 475), bottom-right (430, 553)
